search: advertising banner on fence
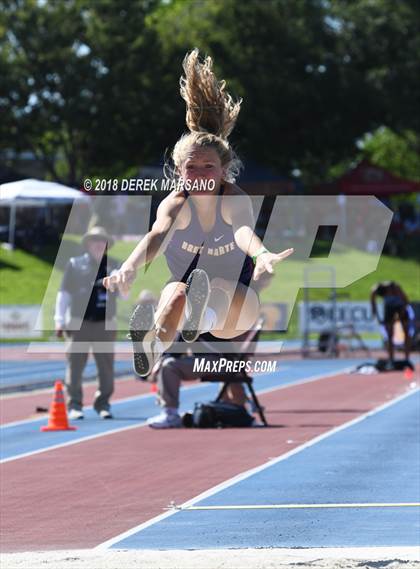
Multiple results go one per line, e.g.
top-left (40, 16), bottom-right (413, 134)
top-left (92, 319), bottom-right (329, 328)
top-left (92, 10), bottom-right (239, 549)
top-left (298, 301), bottom-right (379, 333)
top-left (260, 303), bottom-right (289, 331)
top-left (0, 306), bottom-right (43, 338)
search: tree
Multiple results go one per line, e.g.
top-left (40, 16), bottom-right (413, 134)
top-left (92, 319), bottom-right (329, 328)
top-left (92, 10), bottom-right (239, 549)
top-left (359, 127), bottom-right (420, 181)
top-left (0, 0), bottom-right (165, 185)
top-left (1, 0), bottom-right (419, 187)
top-left (149, 0), bottom-right (420, 185)
top-left (330, 0), bottom-right (420, 137)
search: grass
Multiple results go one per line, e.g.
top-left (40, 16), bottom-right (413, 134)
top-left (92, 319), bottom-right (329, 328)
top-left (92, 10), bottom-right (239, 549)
top-left (0, 237), bottom-right (170, 340)
top-left (1, 236), bottom-right (418, 341)
top-left (259, 246), bottom-right (419, 339)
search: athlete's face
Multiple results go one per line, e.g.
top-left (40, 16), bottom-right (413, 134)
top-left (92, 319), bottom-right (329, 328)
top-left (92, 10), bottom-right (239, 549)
top-left (180, 146), bottom-right (225, 192)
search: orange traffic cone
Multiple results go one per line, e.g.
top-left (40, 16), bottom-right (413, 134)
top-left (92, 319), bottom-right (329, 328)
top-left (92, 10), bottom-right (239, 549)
top-left (41, 381), bottom-right (76, 432)
top-left (404, 367), bottom-right (414, 381)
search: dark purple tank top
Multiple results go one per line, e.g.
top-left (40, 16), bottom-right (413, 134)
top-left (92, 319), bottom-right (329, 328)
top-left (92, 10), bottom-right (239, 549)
top-left (164, 185), bottom-right (254, 284)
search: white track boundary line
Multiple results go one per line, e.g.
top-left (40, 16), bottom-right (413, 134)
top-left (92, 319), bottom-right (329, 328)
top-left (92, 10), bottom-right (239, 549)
top-left (1, 391), bottom-right (155, 429)
top-left (0, 373), bottom-right (135, 400)
top-left (1, 373), bottom-right (242, 429)
top-left (0, 380), bottom-right (124, 400)
top-left (95, 386), bottom-right (419, 550)
top-left (171, 502), bottom-right (420, 511)
top-left (1, 380), bottom-right (212, 429)
top-left (0, 363), bottom-right (354, 463)
top-left (0, 360), bottom-right (353, 428)
top-left (0, 383), bottom-right (212, 463)
top-left (1, 420), bottom-right (148, 464)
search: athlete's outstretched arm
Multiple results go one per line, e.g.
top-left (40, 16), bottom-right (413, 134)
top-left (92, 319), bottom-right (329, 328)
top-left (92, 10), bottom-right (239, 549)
top-left (103, 196), bottom-right (182, 294)
top-left (225, 188), bottom-right (293, 281)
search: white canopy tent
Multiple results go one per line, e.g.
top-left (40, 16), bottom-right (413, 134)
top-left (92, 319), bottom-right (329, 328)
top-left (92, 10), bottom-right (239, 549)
top-left (0, 179), bottom-right (91, 248)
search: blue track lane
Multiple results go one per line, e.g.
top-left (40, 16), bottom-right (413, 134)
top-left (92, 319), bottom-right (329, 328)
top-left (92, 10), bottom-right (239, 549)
top-left (110, 389), bottom-right (420, 549)
top-left (0, 359), bottom-right (358, 461)
top-left (0, 360), bottom-right (132, 389)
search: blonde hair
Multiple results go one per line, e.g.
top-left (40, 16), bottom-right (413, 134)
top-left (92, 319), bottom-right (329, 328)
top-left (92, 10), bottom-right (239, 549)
top-left (170, 49), bottom-right (243, 184)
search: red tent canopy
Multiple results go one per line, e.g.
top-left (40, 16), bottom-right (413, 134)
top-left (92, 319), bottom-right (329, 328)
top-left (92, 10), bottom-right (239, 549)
top-left (315, 160), bottom-right (420, 196)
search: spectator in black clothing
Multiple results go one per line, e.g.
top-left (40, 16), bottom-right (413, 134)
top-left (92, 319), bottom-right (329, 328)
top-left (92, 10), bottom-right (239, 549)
top-left (371, 281), bottom-right (412, 365)
top-left (54, 227), bottom-right (118, 420)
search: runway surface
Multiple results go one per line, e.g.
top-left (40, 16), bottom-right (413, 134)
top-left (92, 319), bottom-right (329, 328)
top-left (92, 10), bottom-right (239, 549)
top-left (1, 356), bottom-right (418, 554)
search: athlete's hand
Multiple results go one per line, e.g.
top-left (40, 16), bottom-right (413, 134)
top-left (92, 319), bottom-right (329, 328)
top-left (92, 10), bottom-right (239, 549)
top-left (253, 248), bottom-right (294, 281)
top-left (103, 264), bottom-right (137, 296)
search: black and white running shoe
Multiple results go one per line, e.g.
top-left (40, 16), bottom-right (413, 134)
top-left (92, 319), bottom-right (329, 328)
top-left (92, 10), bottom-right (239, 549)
top-left (182, 269), bottom-right (211, 343)
top-left (129, 303), bottom-right (156, 378)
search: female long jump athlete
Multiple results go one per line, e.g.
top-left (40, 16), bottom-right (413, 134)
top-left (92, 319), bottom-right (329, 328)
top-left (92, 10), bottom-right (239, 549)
top-left (103, 49), bottom-right (293, 383)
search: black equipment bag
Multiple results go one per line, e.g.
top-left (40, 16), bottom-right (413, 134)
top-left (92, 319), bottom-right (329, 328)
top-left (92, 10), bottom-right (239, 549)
top-left (190, 401), bottom-right (254, 428)
top-left (375, 358), bottom-right (415, 371)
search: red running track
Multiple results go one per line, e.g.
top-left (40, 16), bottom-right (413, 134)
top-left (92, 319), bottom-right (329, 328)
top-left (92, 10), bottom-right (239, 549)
top-left (0, 378), bottom-right (151, 426)
top-left (0, 368), bottom-right (416, 552)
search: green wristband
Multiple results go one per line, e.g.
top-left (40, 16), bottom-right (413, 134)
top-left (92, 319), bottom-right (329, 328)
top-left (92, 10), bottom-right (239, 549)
top-left (252, 247), bottom-right (268, 263)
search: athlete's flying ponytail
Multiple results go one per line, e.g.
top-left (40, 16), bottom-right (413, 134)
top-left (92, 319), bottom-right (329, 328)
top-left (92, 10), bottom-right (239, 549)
top-left (170, 49), bottom-right (243, 184)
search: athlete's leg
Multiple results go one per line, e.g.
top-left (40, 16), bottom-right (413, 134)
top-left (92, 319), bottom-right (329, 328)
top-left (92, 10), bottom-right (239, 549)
top-left (182, 269), bottom-right (212, 342)
top-left (155, 275), bottom-right (260, 341)
top-left (384, 321), bottom-right (394, 362)
top-left (65, 330), bottom-right (89, 411)
top-left (132, 272), bottom-right (259, 372)
top-left (208, 277), bottom-right (260, 339)
top-left (130, 281), bottom-right (187, 377)
top-left (398, 309), bottom-right (411, 361)
top-left (154, 281), bottom-right (187, 344)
